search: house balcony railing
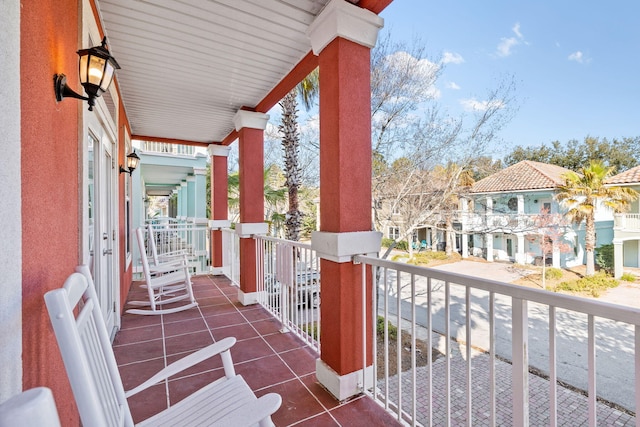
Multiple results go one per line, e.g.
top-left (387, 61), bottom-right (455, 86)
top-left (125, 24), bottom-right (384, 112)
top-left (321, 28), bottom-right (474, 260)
top-left (615, 213), bottom-right (640, 232)
top-left (219, 232), bottom-right (638, 425)
top-left (352, 254), bottom-right (640, 426)
top-left (457, 211), bottom-right (540, 234)
top-left (144, 219), bottom-right (209, 274)
top-left (141, 141), bottom-right (196, 156)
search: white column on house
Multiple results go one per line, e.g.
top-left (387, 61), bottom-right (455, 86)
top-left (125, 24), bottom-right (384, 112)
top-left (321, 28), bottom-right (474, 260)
top-left (516, 233), bottom-right (525, 264)
top-left (613, 239), bottom-right (624, 278)
top-left (460, 198), bottom-right (469, 258)
top-left (485, 197), bottom-right (494, 261)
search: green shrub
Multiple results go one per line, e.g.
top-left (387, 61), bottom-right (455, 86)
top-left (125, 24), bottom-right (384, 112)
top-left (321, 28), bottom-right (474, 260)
top-left (376, 316), bottom-right (398, 341)
top-left (381, 238), bottom-right (408, 251)
top-left (555, 272), bottom-right (619, 297)
top-left (595, 244), bottom-right (614, 274)
top-left (301, 323), bottom-right (318, 340)
top-left (544, 268), bottom-right (563, 280)
top-left (621, 272), bottom-right (637, 282)
top-left (407, 251), bottom-right (448, 265)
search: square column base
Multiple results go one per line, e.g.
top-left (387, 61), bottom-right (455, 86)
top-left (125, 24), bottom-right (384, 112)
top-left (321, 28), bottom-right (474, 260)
top-left (238, 290), bottom-right (258, 306)
top-left (316, 359), bottom-right (374, 401)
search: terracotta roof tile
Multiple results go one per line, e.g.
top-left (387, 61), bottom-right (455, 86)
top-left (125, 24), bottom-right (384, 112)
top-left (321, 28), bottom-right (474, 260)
top-left (471, 161), bottom-right (572, 194)
top-left (605, 165), bottom-right (640, 184)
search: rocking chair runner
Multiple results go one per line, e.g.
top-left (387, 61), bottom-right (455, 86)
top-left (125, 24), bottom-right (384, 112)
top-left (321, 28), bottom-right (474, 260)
top-left (127, 227), bottom-right (197, 315)
top-left (44, 266), bottom-right (282, 427)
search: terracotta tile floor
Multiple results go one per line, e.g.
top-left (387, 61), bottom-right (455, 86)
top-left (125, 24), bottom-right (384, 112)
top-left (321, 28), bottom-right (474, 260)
top-left (113, 274), bottom-right (400, 426)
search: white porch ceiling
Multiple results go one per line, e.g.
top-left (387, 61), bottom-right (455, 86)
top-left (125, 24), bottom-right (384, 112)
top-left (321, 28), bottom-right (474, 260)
top-left (97, 0), bottom-right (331, 144)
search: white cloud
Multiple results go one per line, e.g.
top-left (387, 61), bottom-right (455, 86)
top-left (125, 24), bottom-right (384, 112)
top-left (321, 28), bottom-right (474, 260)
top-left (446, 81), bottom-right (461, 90)
top-left (568, 51), bottom-right (590, 64)
top-left (495, 22), bottom-right (526, 57)
top-left (386, 51), bottom-right (439, 80)
top-left (442, 51), bottom-right (464, 64)
top-left (460, 98), bottom-right (505, 112)
top-left (512, 22), bottom-right (523, 39)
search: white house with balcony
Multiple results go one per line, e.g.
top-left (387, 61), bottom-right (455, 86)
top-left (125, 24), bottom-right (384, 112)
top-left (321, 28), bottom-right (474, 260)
top-left (609, 165), bottom-right (640, 278)
top-left (461, 160), bottom-right (614, 267)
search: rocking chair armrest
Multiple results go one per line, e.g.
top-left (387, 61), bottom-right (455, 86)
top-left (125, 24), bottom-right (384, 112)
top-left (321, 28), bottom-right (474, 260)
top-left (147, 260), bottom-right (187, 274)
top-left (125, 337), bottom-right (237, 398)
top-left (215, 393), bottom-right (282, 426)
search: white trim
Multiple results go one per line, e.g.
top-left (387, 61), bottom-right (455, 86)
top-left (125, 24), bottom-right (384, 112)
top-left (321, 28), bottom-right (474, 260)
top-left (0, 0), bottom-right (22, 401)
top-left (233, 110), bottom-right (269, 131)
top-left (209, 220), bottom-right (231, 229)
top-left (208, 144), bottom-right (231, 157)
top-left (316, 359), bottom-right (374, 401)
top-left (307, 0), bottom-right (384, 55)
top-left (236, 222), bottom-right (269, 238)
top-left (311, 231), bottom-right (382, 263)
top-left (238, 290), bottom-right (258, 306)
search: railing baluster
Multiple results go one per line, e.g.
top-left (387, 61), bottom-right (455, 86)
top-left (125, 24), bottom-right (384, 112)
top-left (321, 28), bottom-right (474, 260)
top-left (466, 286), bottom-right (472, 427)
top-left (427, 277), bottom-right (433, 426)
top-left (588, 314), bottom-right (596, 427)
top-left (549, 306), bottom-right (557, 427)
top-left (396, 270), bottom-right (402, 422)
top-left (489, 292), bottom-right (496, 427)
top-left (512, 297), bottom-right (529, 427)
top-left (445, 281), bottom-right (451, 427)
top-left (384, 267), bottom-right (390, 411)
top-left (411, 273), bottom-right (417, 426)
top-left (636, 325), bottom-right (640, 427)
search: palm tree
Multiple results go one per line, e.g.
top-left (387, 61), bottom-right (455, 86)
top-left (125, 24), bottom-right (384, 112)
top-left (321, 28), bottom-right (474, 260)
top-left (279, 68), bottom-right (319, 241)
top-left (555, 160), bottom-right (638, 276)
top-left (227, 166), bottom-right (286, 235)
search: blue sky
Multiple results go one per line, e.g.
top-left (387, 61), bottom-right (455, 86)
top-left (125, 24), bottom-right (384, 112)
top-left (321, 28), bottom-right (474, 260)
top-left (379, 1), bottom-right (640, 158)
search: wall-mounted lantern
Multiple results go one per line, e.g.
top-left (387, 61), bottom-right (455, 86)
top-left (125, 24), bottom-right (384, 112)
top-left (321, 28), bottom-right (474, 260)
top-left (54, 37), bottom-right (121, 111)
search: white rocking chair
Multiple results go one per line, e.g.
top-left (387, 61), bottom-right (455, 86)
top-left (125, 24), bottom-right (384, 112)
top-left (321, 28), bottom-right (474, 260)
top-left (127, 227), bottom-right (197, 315)
top-left (146, 223), bottom-right (192, 267)
top-left (44, 267), bottom-right (282, 427)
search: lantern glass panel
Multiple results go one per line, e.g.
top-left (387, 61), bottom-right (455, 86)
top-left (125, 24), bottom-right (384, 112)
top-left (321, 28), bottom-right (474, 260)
top-left (88, 56), bottom-right (106, 86)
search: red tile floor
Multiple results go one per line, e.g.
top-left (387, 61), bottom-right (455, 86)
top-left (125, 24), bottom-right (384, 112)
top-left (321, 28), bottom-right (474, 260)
top-left (113, 274), bottom-right (401, 426)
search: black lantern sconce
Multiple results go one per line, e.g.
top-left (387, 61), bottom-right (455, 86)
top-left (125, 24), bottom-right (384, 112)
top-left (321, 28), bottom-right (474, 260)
top-left (119, 151), bottom-right (140, 176)
top-left (54, 37), bottom-right (121, 111)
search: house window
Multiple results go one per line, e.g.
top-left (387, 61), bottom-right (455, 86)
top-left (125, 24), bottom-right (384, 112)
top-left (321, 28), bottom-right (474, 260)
top-left (388, 226), bottom-right (400, 240)
top-left (508, 197), bottom-right (518, 212)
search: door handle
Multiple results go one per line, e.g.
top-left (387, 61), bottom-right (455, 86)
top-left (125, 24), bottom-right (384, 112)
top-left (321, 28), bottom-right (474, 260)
top-left (103, 248), bottom-right (113, 255)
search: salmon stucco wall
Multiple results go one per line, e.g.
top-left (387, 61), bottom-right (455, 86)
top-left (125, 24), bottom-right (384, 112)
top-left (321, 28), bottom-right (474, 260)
top-left (21, 0), bottom-right (81, 424)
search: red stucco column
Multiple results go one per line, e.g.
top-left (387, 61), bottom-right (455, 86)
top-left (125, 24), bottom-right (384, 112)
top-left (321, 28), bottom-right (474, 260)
top-left (234, 110), bottom-right (269, 305)
top-left (208, 144), bottom-right (231, 274)
top-left (308, 0), bottom-right (383, 401)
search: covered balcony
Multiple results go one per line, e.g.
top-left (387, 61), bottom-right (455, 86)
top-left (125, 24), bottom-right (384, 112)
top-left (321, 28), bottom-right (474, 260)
top-left (119, 225), bottom-right (640, 426)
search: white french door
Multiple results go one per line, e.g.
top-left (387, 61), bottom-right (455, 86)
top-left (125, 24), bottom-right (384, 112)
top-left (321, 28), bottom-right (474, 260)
top-left (87, 123), bottom-right (118, 335)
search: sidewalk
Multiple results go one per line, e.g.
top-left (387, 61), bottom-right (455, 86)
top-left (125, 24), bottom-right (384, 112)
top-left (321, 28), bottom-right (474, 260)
top-left (382, 314), bottom-right (636, 426)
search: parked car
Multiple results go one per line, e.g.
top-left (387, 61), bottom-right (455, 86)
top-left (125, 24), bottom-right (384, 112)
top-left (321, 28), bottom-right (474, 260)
top-left (264, 270), bottom-right (320, 308)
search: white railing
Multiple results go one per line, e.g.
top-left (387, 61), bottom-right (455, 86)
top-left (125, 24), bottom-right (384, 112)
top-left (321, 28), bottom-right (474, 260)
top-left (142, 141), bottom-right (195, 156)
top-left (146, 221), bottom-right (209, 274)
top-left (221, 228), bottom-right (240, 285)
top-left (460, 212), bottom-right (539, 233)
top-left (355, 254), bottom-right (640, 427)
top-left (615, 213), bottom-right (640, 232)
top-left (255, 236), bottom-right (321, 353)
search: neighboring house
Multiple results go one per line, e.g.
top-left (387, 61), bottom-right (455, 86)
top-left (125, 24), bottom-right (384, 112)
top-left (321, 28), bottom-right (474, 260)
top-left (607, 165), bottom-right (640, 277)
top-left (460, 161), bottom-right (614, 268)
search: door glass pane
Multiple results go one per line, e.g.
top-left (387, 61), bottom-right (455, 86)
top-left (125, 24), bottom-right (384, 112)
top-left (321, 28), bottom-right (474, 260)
top-left (88, 133), bottom-right (96, 273)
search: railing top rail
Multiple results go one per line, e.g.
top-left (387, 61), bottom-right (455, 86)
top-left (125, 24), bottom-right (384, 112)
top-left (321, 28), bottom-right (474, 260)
top-left (254, 235), bottom-right (313, 251)
top-left (355, 254), bottom-right (640, 325)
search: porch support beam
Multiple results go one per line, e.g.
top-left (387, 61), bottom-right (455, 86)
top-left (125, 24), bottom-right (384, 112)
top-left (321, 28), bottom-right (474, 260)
top-left (308, 0), bottom-right (383, 401)
top-left (234, 110), bottom-right (269, 305)
top-left (208, 144), bottom-right (230, 274)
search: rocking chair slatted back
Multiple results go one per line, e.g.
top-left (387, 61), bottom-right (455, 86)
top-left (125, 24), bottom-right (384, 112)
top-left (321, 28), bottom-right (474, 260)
top-left (45, 269), bottom-right (133, 427)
